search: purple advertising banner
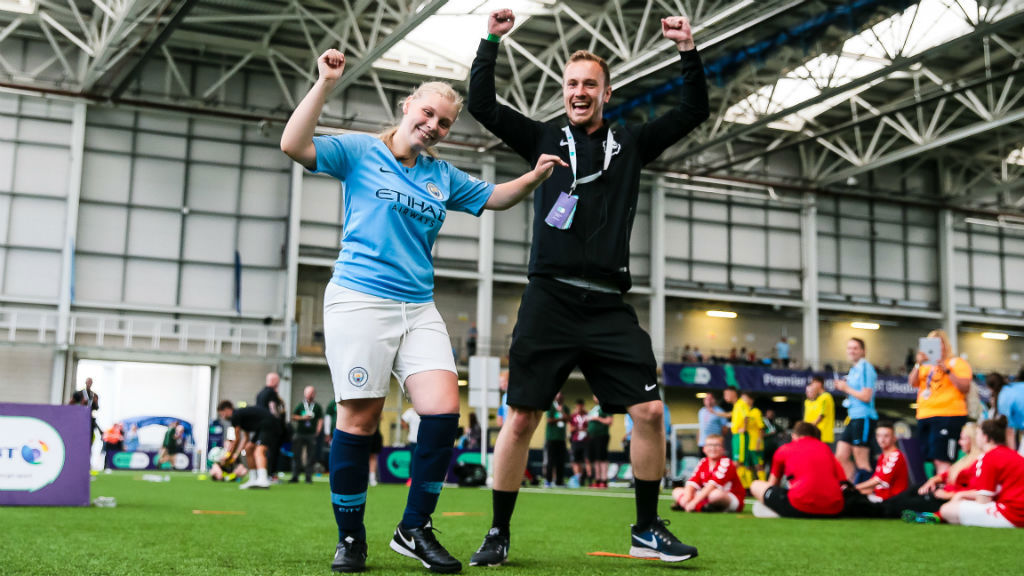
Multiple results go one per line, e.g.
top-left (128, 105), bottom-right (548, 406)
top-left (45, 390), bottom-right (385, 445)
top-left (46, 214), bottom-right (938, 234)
top-left (662, 363), bottom-right (920, 400)
top-left (0, 403), bottom-right (90, 507)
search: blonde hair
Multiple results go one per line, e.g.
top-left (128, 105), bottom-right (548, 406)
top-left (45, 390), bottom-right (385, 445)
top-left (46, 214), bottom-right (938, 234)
top-left (946, 421), bottom-right (981, 483)
top-left (378, 81), bottom-right (463, 159)
top-left (566, 50), bottom-right (611, 86)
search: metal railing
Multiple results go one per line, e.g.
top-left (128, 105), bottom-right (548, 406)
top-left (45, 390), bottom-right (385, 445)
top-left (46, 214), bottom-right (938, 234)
top-left (0, 307), bottom-right (290, 359)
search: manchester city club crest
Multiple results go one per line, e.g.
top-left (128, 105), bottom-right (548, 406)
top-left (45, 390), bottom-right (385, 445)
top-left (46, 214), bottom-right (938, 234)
top-left (426, 182), bottom-right (443, 200)
top-left (348, 367), bottom-right (368, 387)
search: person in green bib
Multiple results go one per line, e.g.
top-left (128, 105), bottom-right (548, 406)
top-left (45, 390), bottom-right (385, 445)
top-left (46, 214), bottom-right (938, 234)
top-left (544, 393), bottom-right (569, 487)
top-left (291, 386), bottom-right (324, 484)
top-left (587, 396), bottom-right (614, 488)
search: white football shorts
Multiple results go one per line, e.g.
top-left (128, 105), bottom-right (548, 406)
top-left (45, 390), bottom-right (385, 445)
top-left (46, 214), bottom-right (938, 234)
top-left (957, 500), bottom-right (1015, 528)
top-left (324, 282), bottom-right (457, 401)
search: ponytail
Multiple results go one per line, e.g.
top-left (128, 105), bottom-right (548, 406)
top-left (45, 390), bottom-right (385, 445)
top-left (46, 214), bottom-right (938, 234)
top-left (980, 415), bottom-right (1009, 445)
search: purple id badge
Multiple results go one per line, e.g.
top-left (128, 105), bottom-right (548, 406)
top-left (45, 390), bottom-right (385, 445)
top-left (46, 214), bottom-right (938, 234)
top-left (544, 191), bottom-right (578, 230)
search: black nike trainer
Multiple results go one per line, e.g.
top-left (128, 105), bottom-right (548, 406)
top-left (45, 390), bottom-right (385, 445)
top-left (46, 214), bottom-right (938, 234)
top-left (331, 535), bottom-right (368, 573)
top-left (389, 520), bottom-right (462, 573)
top-left (468, 527), bottom-right (509, 567)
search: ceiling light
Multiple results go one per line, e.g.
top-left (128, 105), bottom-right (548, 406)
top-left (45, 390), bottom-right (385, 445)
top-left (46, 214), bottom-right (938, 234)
top-left (458, 379), bottom-right (469, 386)
top-left (695, 392), bottom-right (708, 399)
top-left (772, 396), bottom-right (788, 402)
top-left (0, 0), bottom-right (36, 14)
top-left (981, 332), bottom-right (1009, 341)
top-left (706, 310), bottom-right (737, 319)
top-left (851, 322), bottom-right (880, 330)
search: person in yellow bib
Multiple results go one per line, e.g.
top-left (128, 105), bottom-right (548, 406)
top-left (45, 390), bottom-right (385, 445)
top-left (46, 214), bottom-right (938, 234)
top-left (747, 403), bottom-right (766, 481)
top-left (730, 390), bottom-right (756, 487)
top-left (804, 377), bottom-right (835, 448)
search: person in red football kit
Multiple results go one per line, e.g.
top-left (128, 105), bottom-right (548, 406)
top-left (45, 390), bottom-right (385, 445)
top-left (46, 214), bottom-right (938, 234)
top-left (672, 434), bottom-right (745, 513)
top-left (939, 415), bottom-right (1024, 528)
top-left (751, 421), bottom-right (846, 518)
top-left (855, 421), bottom-right (909, 502)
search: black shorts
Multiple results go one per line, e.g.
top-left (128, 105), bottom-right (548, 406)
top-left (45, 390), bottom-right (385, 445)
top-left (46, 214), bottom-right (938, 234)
top-left (253, 422), bottom-right (282, 447)
top-left (587, 435), bottom-right (609, 461)
top-left (507, 277), bottom-right (659, 413)
top-left (918, 415), bottom-right (967, 463)
top-left (370, 428), bottom-right (384, 454)
top-left (571, 439), bottom-right (588, 463)
top-left (839, 417), bottom-right (876, 447)
top-left (763, 486), bottom-right (841, 519)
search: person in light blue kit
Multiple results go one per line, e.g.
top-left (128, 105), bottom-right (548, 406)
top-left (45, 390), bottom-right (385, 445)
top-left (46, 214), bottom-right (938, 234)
top-left (834, 337), bottom-right (878, 483)
top-left (697, 393), bottom-right (729, 450)
top-left (281, 48), bottom-right (564, 574)
top-left (996, 371), bottom-right (1024, 453)
top-left (775, 337), bottom-right (790, 368)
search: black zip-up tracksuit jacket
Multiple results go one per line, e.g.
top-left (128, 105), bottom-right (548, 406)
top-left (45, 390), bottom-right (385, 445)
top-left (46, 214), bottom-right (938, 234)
top-left (468, 39), bottom-right (710, 293)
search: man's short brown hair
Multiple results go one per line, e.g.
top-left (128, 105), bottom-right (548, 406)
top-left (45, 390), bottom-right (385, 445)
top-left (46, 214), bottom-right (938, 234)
top-left (567, 50), bottom-right (611, 86)
top-left (793, 421), bottom-right (820, 439)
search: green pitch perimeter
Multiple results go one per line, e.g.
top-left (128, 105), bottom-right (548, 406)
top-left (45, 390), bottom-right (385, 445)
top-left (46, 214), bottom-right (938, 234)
top-left (3, 472), bottom-right (1018, 575)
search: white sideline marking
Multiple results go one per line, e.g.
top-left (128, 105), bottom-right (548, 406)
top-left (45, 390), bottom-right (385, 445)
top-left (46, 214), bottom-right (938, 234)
top-left (508, 487), bottom-right (676, 500)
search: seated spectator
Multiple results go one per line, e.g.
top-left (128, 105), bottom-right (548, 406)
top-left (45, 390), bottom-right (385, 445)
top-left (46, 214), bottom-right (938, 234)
top-left (210, 458), bottom-right (249, 482)
top-left (918, 422), bottom-right (981, 499)
top-left (855, 421), bottom-right (909, 502)
top-left (671, 435), bottom-right (745, 513)
top-left (938, 415), bottom-right (1024, 528)
top-left (853, 423), bottom-right (980, 519)
top-left (750, 422), bottom-right (846, 518)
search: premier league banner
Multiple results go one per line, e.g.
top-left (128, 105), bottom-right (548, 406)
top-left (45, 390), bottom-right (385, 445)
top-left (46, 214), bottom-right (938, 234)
top-left (663, 363), bottom-right (919, 400)
top-left (0, 403), bottom-right (90, 507)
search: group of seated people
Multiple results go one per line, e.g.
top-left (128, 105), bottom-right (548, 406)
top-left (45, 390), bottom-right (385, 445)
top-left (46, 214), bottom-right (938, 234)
top-left (673, 417), bottom-right (1024, 529)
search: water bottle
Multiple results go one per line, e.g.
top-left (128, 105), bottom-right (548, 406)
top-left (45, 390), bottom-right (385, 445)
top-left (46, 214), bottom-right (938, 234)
top-left (93, 496), bottom-right (117, 508)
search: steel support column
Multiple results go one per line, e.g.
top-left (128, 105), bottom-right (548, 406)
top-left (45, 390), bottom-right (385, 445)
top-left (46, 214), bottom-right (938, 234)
top-left (476, 157), bottom-right (496, 358)
top-left (938, 208), bottom-right (958, 351)
top-left (650, 179), bottom-right (667, 365)
top-left (285, 161), bottom-right (304, 360)
top-left (51, 101), bottom-right (87, 404)
top-left (801, 192), bottom-right (820, 370)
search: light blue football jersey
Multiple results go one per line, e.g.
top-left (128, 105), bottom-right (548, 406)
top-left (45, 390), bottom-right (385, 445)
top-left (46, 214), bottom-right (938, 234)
top-left (312, 134), bottom-right (493, 302)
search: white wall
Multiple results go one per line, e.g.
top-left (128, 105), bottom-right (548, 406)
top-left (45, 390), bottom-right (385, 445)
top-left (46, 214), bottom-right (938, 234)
top-left (0, 347), bottom-right (53, 403)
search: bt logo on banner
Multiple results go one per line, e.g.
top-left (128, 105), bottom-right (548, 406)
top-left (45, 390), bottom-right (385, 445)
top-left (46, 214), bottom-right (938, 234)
top-left (0, 416), bottom-right (66, 493)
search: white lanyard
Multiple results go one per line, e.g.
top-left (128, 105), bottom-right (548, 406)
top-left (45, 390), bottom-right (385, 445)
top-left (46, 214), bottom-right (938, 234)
top-left (303, 401), bottom-right (314, 415)
top-left (562, 126), bottom-right (616, 193)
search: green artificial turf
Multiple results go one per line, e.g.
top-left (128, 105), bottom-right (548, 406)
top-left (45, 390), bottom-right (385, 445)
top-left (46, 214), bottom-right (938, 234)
top-left (2, 472), bottom-right (1019, 575)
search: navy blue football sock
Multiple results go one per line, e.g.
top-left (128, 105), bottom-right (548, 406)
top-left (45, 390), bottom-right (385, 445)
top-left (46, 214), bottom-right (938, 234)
top-left (401, 413), bottom-right (459, 528)
top-left (330, 428), bottom-right (371, 541)
top-left (853, 468), bottom-right (873, 484)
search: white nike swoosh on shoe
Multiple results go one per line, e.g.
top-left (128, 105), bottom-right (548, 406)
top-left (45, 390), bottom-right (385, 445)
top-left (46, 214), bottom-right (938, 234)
top-left (633, 534), bottom-right (658, 548)
top-left (645, 384), bottom-right (657, 391)
top-left (399, 530), bottom-right (416, 551)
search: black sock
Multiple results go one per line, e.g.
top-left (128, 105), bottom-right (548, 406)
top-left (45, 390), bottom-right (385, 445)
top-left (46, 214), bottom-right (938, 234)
top-left (634, 479), bottom-right (661, 530)
top-left (491, 489), bottom-right (519, 533)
